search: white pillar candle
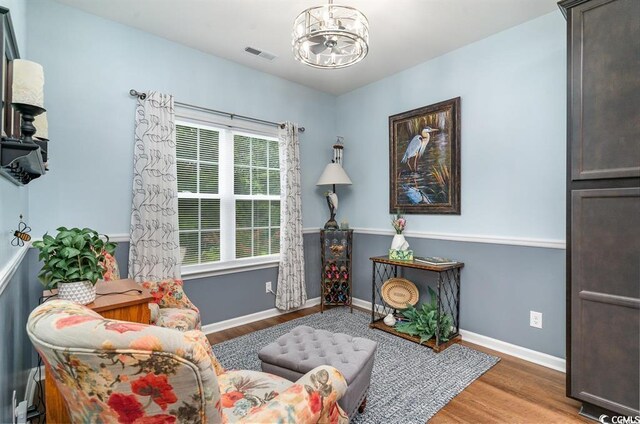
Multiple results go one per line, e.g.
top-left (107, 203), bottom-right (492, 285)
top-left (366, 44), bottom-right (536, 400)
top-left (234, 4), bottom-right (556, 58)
top-left (34, 112), bottom-right (48, 140)
top-left (12, 59), bottom-right (45, 108)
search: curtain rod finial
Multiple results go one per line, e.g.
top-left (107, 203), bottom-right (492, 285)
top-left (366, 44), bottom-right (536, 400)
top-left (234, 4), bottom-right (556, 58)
top-left (129, 89), bottom-right (146, 100)
top-left (278, 123), bottom-right (305, 132)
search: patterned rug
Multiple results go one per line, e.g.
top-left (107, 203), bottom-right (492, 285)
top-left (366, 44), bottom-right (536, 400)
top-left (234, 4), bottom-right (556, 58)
top-left (212, 308), bottom-right (499, 423)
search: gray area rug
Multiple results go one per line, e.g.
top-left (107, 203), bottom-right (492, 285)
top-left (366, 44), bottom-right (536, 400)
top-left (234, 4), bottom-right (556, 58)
top-left (212, 308), bottom-right (499, 423)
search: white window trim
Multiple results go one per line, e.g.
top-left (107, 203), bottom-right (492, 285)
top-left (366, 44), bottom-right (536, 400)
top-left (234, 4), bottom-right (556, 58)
top-left (182, 255), bottom-right (280, 280)
top-left (176, 105), bottom-right (281, 278)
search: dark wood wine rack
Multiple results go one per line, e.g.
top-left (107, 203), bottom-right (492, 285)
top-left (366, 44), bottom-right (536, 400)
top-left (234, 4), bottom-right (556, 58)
top-left (320, 229), bottom-right (353, 313)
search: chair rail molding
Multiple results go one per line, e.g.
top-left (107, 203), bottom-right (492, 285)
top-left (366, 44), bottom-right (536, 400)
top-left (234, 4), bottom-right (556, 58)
top-left (304, 227), bottom-right (566, 249)
top-left (33, 230), bottom-right (566, 250)
top-left (0, 244), bottom-right (29, 296)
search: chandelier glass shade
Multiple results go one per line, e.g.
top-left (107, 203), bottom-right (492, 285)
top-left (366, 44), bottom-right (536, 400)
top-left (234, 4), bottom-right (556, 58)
top-left (292, 1), bottom-right (369, 69)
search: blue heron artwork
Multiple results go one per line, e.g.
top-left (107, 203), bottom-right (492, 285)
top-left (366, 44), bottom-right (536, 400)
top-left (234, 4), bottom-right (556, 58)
top-left (389, 97), bottom-right (461, 214)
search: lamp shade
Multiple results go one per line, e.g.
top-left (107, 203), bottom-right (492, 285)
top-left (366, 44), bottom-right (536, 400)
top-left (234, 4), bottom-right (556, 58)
top-left (12, 59), bottom-right (45, 108)
top-left (34, 112), bottom-right (48, 141)
top-left (316, 163), bottom-right (352, 186)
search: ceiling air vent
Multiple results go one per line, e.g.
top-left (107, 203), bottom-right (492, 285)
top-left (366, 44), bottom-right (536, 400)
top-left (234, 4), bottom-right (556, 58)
top-left (244, 46), bottom-right (277, 61)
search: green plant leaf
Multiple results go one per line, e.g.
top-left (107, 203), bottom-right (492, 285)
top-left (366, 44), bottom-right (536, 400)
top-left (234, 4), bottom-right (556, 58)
top-left (63, 247), bottom-right (81, 258)
top-left (428, 286), bottom-right (438, 308)
top-left (394, 299), bottom-right (455, 344)
top-left (33, 227), bottom-right (118, 288)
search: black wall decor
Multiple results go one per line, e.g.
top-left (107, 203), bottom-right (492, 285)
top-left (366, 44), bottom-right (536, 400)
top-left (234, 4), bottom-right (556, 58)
top-left (0, 7), bottom-right (46, 185)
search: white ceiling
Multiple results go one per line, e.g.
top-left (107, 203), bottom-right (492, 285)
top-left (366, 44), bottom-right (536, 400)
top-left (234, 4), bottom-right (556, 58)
top-left (55, 0), bottom-right (558, 95)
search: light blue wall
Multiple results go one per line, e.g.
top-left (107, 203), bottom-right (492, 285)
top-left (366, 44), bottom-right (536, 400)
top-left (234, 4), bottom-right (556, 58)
top-left (0, 0), bottom-right (28, 272)
top-left (336, 11), bottom-right (566, 241)
top-left (25, 0), bottom-right (336, 237)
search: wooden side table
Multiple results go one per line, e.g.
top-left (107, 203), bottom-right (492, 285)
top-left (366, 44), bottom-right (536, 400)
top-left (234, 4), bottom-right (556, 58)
top-left (42, 279), bottom-right (153, 424)
top-left (369, 256), bottom-right (464, 352)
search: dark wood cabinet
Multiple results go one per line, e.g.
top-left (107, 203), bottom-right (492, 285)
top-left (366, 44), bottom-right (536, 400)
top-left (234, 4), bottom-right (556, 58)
top-left (560, 0), bottom-right (640, 418)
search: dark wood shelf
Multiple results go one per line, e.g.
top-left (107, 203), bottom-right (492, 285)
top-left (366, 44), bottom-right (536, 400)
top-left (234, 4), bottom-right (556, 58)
top-left (369, 319), bottom-right (461, 353)
top-left (43, 279), bottom-right (153, 313)
top-left (370, 256), bottom-right (464, 272)
top-left (0, 139), bottom-right (45, 185)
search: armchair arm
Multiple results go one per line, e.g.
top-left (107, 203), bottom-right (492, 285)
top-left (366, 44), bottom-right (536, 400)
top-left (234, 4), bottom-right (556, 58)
top-left (242, 365), bottom-right (348, 424)
top-left (148, 302), bottom-right (160, 323)
top-left (141, 278), bottom-right (199, 313)
top-left (99, 252), bottom-right (120, 281)
top-left (183, 330), bottom-right (225, 376)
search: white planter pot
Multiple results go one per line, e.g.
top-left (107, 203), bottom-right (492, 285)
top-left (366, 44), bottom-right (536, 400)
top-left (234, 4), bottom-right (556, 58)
top-left (390, 234), bottom-right (410, 251)
top-left (58, 281), bottom-right (96, 305)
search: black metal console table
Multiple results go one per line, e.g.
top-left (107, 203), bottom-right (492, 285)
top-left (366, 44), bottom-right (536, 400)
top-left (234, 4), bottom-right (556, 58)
top-left (369, 256), bottom-right (464, 352)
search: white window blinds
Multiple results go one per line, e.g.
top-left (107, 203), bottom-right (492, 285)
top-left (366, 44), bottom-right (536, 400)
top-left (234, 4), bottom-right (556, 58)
top-left (176, 122), bottom-right (280, 268)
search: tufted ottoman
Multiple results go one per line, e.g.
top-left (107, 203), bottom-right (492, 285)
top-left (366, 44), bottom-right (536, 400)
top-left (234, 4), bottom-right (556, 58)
top-left (258, 325), bottom-right (377, 419)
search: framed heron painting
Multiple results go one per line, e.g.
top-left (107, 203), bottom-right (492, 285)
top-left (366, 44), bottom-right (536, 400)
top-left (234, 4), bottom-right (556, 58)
top-left (389, 97), bottom-right (461, 214)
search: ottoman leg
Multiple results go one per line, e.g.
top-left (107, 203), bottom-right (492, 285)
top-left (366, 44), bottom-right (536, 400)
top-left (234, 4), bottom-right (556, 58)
top-left (358, 397), bottom-right (367, 413)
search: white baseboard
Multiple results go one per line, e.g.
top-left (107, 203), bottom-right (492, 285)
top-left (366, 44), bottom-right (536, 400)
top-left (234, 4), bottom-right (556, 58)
top-left (351, 297), bottom-right (566, 373)
top-left (459, 329), bottom-right (566, 372)
top-left (202, 297), bottom-right (321, 334)
top-left (352, 297), bottom-right (386, 314)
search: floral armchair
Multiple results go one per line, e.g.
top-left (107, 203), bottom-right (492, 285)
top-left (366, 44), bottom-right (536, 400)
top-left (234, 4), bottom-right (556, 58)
top-left (141, 278), bottom-right (201, 332)
top-left (100, 255), bottom-right (201, 332)
top-left (27, 300), bottom-right (349, 423)
top-left (101, 252), bottom-right (121, 281)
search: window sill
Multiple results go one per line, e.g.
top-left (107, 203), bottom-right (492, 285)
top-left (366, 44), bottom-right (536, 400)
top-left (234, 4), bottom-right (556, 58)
top-left (181, 255), bottom-right (280, 280)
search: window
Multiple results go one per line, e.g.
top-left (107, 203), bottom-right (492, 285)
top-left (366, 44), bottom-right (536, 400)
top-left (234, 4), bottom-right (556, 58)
top-left (176, 125), bottom-right (221, 265)
top-left (176, 119), bottom-right (280, 271)
top-left (234, 134), bottom-right (281, 259)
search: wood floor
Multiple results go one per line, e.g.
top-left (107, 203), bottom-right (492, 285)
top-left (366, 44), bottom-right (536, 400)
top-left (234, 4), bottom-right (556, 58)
top-left (207, 305), bottom-right (589, 424)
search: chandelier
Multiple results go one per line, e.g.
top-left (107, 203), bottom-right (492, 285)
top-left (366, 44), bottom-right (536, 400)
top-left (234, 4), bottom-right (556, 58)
top-left (292, 0), bottom-right (369, 69)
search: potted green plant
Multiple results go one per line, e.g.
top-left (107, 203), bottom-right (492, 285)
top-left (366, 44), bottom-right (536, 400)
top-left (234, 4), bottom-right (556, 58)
top-left (394, 287), bottom-right (454, 344)
top-left (33, 227), bottom-right (117, 305)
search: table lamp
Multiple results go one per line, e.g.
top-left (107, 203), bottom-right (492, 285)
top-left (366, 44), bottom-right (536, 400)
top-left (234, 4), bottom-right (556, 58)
top-left (316, 162), bottom-right (352, 229)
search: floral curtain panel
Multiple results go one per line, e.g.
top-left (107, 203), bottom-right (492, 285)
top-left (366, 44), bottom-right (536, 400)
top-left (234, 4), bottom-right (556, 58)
top-left (128, 92), bottom-right (181, 282)
top-left (276, 122), bottom-right (307, 310)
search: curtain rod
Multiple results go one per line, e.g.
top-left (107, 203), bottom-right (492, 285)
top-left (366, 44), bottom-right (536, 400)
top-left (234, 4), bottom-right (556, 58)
top-left (129, 89), bottom-right (305, 133)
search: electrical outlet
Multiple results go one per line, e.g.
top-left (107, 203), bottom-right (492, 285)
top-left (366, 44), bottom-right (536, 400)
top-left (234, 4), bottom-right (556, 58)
top-left (265, 281), bottom-right (272, 293)
top-left (530, 311), bottom-right (543, 329)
